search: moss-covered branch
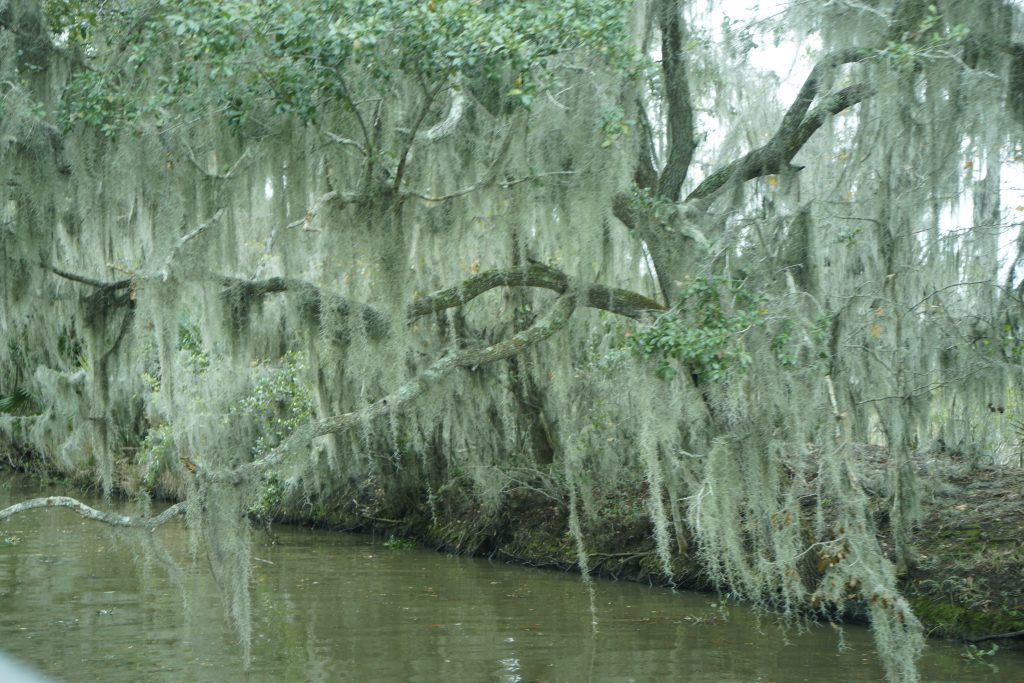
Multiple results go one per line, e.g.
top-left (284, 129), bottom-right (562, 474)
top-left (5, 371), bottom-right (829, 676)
top-left (47, 260), bottom-right (661, 348)
top-left (407, 263), bottom-right (664, 320)
top-left (218, 276), bottom-right (392, 340)
top-left (221, 292), bottom-right (578, 483)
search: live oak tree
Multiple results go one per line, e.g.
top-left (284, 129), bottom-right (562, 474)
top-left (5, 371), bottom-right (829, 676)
top-left (2, 1), bottom-right (1023, 680)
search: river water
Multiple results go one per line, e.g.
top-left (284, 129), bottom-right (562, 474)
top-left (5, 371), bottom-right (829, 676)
top-left (1, 478), bottom-right (1022, 682)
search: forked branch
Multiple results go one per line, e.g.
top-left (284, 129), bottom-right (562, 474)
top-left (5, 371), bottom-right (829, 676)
top-left (686, 50), bottom-right (874, 203)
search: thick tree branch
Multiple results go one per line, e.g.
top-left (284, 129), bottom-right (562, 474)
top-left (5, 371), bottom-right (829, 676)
top-left (408, 263), bottom-right (664, 321)
top-left (0, 496), bottom-right (185, 529)
top-left (776, 49), bottom-right (871, 147)
top-left (790, 83), bottom-right (876, 157)
top-left (34, 258), bottom-right (662, 356)
top-left (633, 99), bottom-right (660, 193)
top-left (229, 263), bottom-right (661, 339)
top-left (219, 275), bottom-right (391, 340)
top-left (686, 50), bottom-right (874, 203)
top-left (656, 0), bottom-right (697, 201)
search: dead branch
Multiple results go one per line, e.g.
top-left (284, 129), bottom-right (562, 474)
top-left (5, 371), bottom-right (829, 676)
top-left (417, 83), bottom-right (466, 143)
top-left (0, 496), bottom-right (185, 529)
top-left (44, 264), bottom-right (131, 290)
top-left (323, 132), bottom-right (367, 156)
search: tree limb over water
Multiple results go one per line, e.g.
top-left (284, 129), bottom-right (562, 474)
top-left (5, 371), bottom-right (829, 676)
top-left (0, 496), bottom-right (185, 529)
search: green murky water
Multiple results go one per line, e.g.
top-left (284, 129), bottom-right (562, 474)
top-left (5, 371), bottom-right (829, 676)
top-left (1, 479), bottom-right (1022, 682)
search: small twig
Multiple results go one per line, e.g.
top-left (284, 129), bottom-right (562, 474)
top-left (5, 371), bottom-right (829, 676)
top-left (405, 171), bottom-right (577, 203)
top-left (323, 132), bottom-right (367, 156)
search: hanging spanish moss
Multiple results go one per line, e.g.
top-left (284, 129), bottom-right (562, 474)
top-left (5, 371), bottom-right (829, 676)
top-left (2, 1), bottom-right (1023, 680)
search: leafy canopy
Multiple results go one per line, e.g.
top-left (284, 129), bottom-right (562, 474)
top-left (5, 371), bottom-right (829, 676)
top-left (52, 0), bottom-right (635, 132)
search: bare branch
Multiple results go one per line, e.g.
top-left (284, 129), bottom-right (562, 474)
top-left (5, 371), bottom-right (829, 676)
top-left (44, 263), bottom-right (131, 290)
top-left (404, 112), bottom-right (525, 202)
top-left (284, 190), bottom-right (342, 230)
top-left (966, 629), bottom-right (1024, 643)
top-left (0, 496), bottom-right (185, 529)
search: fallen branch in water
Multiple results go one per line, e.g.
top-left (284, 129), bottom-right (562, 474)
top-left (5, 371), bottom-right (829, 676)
top-left (966, 629), bottom-right (1024, 643)
top-left (0, 496), bottom-right (185, 529)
